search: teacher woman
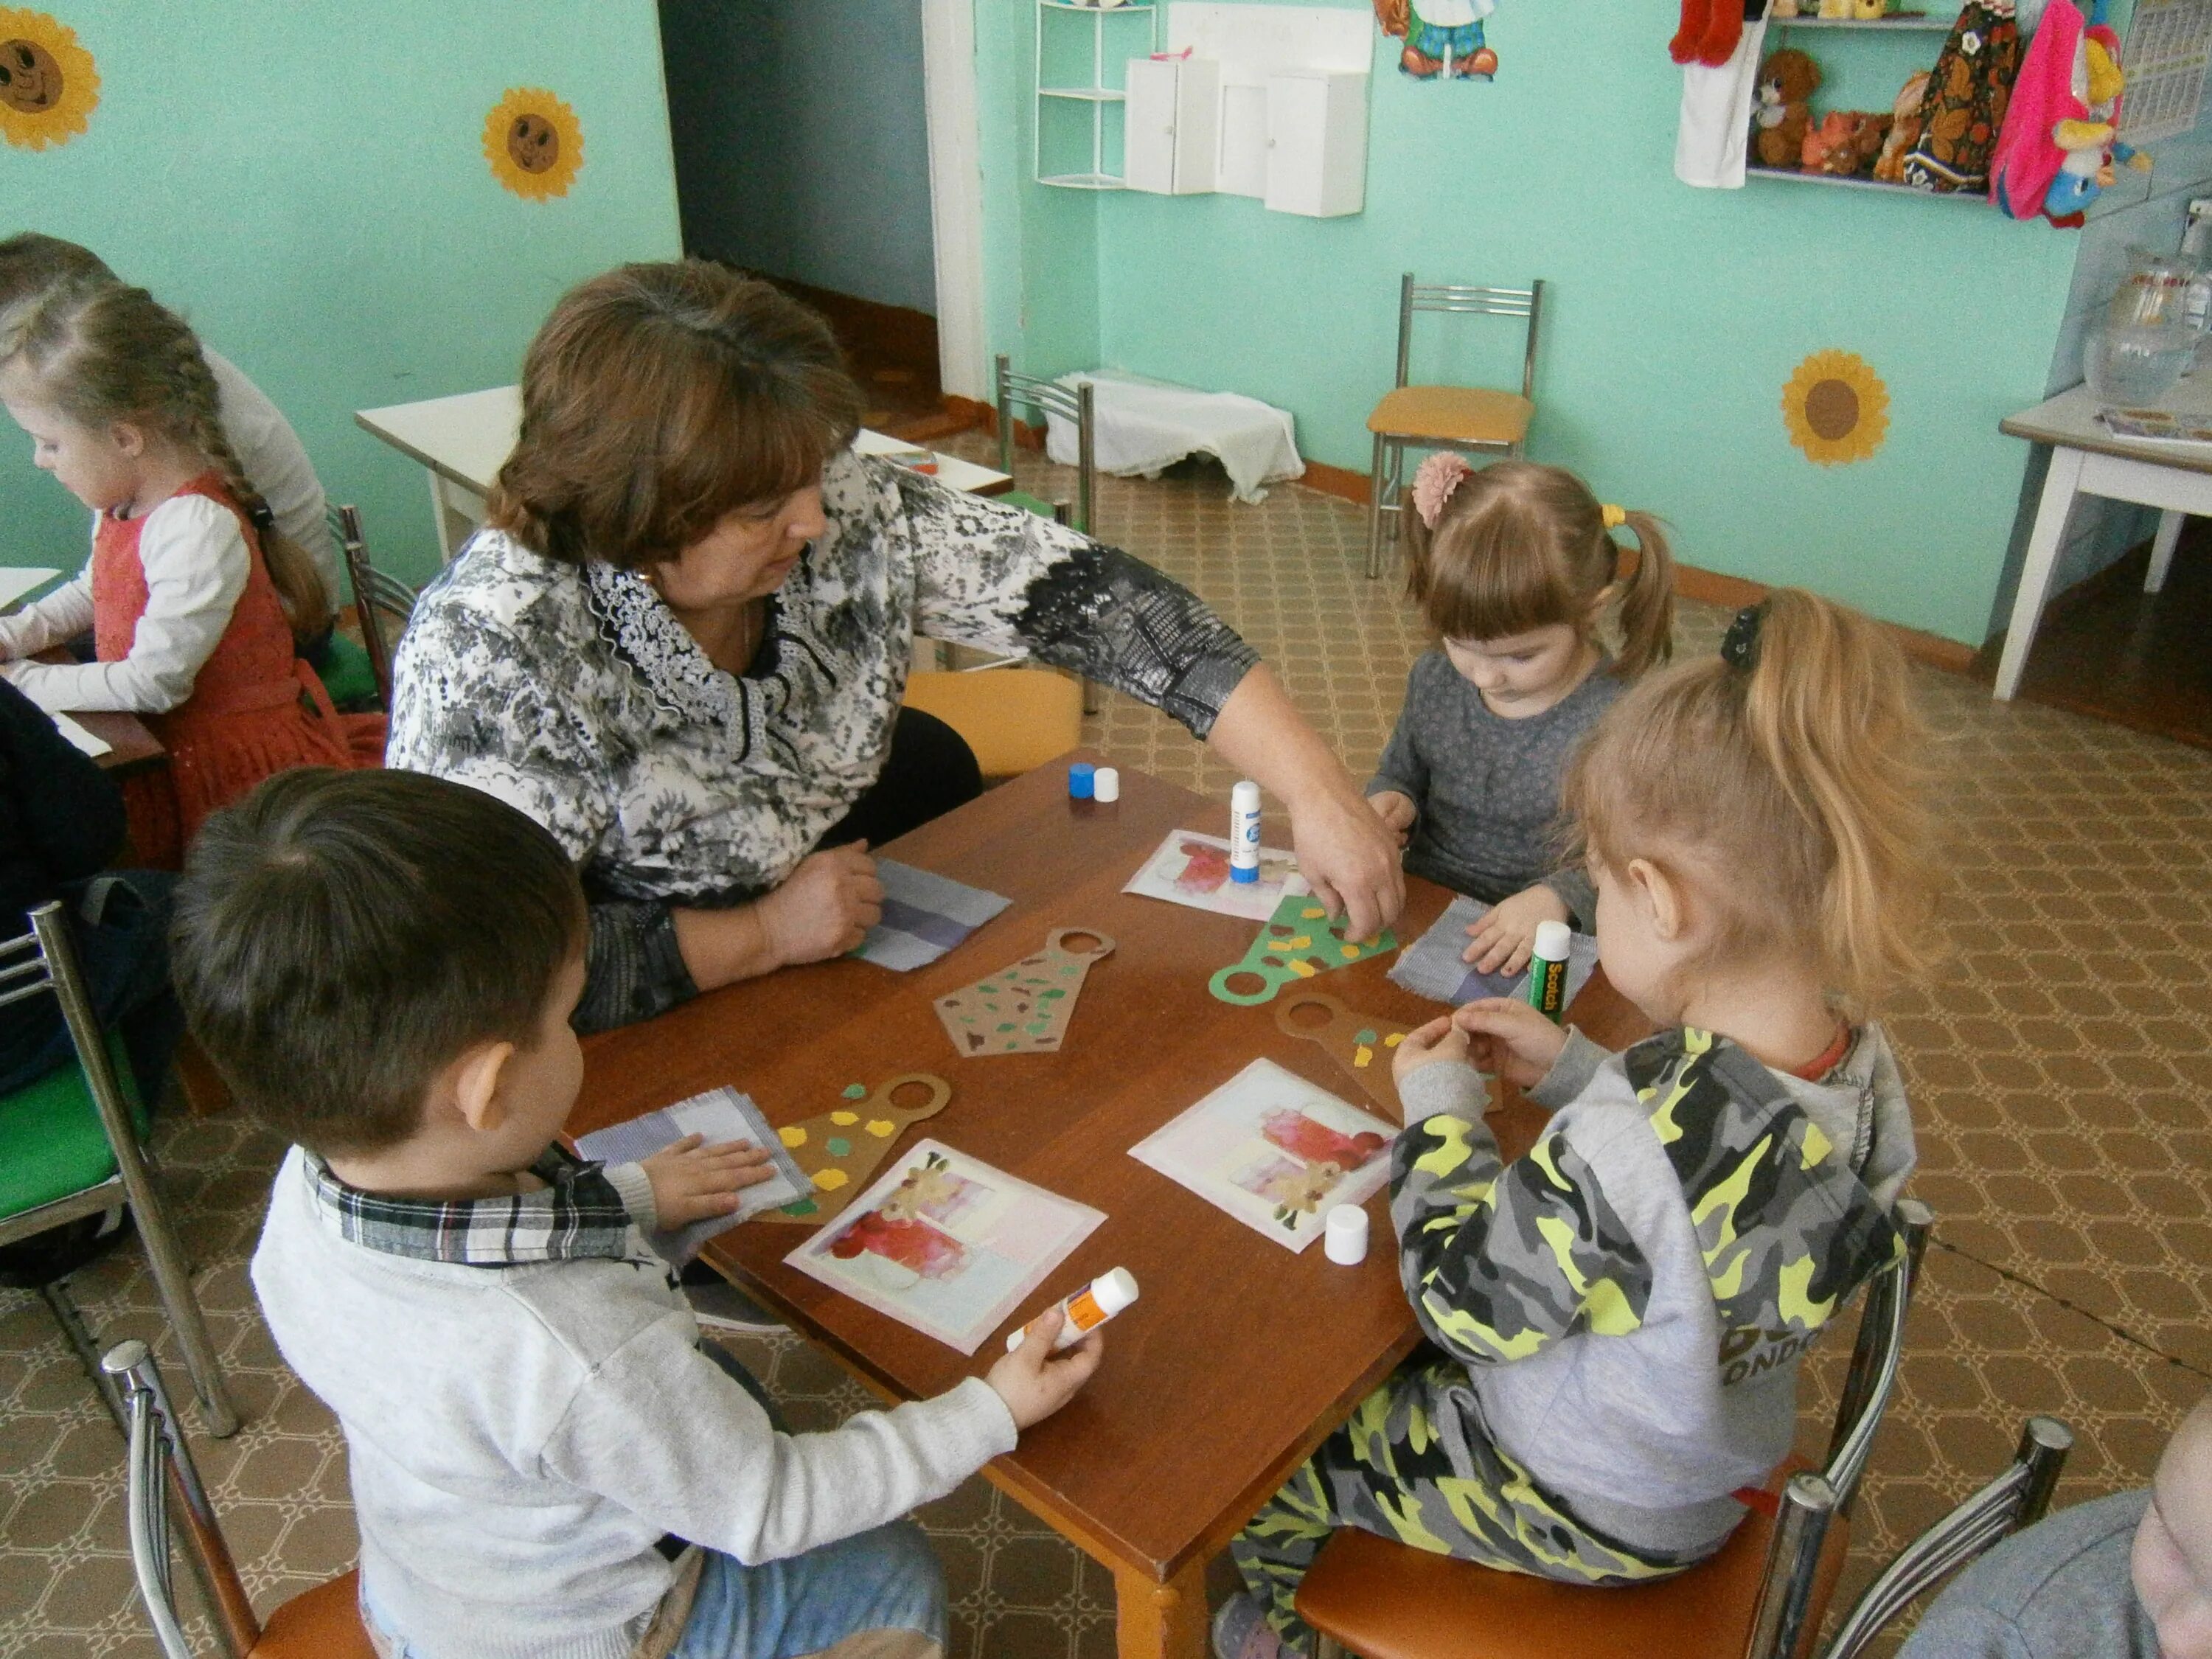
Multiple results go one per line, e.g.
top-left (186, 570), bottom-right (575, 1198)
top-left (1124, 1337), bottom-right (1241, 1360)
top-left (389, 262), bottom-right (1399, 1032)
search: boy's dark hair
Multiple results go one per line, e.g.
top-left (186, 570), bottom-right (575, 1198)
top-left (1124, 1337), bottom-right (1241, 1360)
top-left (0, 232), bottom-right (113, 312)
top-left (173, 769), bottom-right (588, 1157)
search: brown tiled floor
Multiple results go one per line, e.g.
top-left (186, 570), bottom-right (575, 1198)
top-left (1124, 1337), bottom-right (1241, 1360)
top-left (2, 441), bottom-right (2205, 1656)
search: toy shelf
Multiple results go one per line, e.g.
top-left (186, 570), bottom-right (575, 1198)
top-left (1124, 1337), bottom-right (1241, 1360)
top-left (1770, 14), bottom-right (1952, 27)
top-left (1747, 165), bottom-right (1992, 201)
top-left (1040, 86), bottom-right (1128, 101)
top-left (1035, 0), bottom-right (1157, 189)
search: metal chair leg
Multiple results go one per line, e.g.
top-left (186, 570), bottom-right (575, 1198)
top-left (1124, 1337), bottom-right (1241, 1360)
top-left (129, 1195), bottom-right (240, 1439)
top-left (1314, 1635), bottom-right (1349, 1659)
top-left (1365, 432), bottom-right (1389, 580)
top-left (1082, 680), bottom-right (1102, 717)
top-left (41, 1277), bottom-right (128, 1436)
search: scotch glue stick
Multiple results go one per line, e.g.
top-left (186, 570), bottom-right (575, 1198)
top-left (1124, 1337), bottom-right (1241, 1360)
top-left (1229, 781), bottom-right (1262, 883)
top-left (1007, 1267), bottom-right (1139, 1354)
top-left (1527, 920), bottom-right (1571, 1023)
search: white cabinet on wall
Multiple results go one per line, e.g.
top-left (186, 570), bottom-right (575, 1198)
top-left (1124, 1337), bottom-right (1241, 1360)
top-left (1264, 70), bottom-right (1366, 218)
top-left (1125, 54), bottom-right (1219, 194)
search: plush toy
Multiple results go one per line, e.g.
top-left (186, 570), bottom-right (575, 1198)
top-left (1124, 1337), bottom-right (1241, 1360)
top-left (1752, 48), bottom-right (1822, 168)
top-left (1669, 0), bottom-right (1742, 66)
top-left (1803, 109), bottom-right (1890, 175)
top-left (1992, 0), bottom-right (2147, 223)
top-left (1374, 0), bottom-right (1498, 79)
top-left (1873, 70), bottom-right (1932, 182)
top-left (1852, 0), bottom-right (1888, 15)
top-left (1849, 110), bottom-right (1894, 174)
top-left (1818, 0), bottom-right (1853, 15)
top-left (1771, 0), bottom-right (1800, 13)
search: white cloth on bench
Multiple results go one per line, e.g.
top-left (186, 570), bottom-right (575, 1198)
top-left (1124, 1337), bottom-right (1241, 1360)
top-left (1045, 369), bottom-right (1304, 504)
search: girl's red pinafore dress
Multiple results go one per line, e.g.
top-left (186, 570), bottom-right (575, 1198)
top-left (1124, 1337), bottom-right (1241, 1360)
top-left (92, 475), bottom-right (385, 866)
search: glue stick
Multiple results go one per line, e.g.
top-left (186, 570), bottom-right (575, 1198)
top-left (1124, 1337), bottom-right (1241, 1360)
top-left (1006, 1267), bottom-right (1139, 1354)
top-left (1527, 920), bottom-right (1571, 1022)
top-left (1229, 781), bottom-right (1262, 884)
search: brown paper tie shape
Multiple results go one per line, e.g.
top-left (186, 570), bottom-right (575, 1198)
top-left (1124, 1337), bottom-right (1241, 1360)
top-left (1274, 991), bottom-right (1411, 1120)
top-left (933, 928), bottom-right (1116, 1056)
top-left (758, 1073), bottom-right (953, 1225)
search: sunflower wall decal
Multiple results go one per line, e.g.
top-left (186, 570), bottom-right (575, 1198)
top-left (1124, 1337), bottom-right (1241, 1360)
top-left (1781, 350), bottom-right (1889, 466)
top-left (484, 87), bottom-right (582, 200)
top-left (0, 9), bottom-right (98, 151)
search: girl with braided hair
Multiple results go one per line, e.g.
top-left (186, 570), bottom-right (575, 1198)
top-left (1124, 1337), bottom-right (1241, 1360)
top-left (0, 279), bottom-right (381, 866)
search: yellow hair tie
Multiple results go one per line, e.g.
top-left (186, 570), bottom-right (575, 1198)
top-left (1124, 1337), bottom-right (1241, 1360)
top-left (1601, 503), bottom-right (1627, 531)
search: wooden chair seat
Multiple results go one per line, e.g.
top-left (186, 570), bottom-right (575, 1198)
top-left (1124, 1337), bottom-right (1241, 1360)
top-left (1296, 1490), bottom-right (1849, 1659)
top-left (1367, 385), bottom-right (1532, 448)
top-left (902, 667), bottom-right (1084, 779)
top-left (248, 1570), bottom-right (378, 1658)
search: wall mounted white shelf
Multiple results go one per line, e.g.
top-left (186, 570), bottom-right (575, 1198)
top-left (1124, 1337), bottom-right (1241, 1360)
top-left (1747, 165), bottom-right (1992, 201)
top-left (1770, 13), bottom-right (1953, 27)
top-left (1035, 0), bottom-right (1158, 189)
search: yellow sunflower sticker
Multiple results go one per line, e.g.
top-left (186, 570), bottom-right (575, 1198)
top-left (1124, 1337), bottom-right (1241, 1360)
top-left (484, 87), bottom-right (582, 200)
top-left (0, 9), bottom-right (98, 151)
top-left (1782, 350), bottom-right (1889, 465)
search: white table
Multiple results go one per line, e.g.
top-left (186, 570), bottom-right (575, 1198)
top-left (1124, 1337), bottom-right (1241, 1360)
top-left (355, 385), bottom-right (1014, 562)
top-left (0, 566), bottom-right (61, 611)
top-left (1996, 380), bottom-right (2212, 700)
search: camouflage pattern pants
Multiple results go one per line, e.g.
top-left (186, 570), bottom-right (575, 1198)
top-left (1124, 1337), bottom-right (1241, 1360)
top-left (1231, 1357), bottom-right (1705, 1652)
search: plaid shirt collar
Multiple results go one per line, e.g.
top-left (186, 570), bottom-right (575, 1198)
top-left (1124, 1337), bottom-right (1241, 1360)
top-left (302, 1144), bottom-right (636, 1266)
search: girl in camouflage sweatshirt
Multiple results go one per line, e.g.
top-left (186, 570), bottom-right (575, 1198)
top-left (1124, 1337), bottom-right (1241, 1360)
top-left (1220, 590), bottom-right (1939, 1659)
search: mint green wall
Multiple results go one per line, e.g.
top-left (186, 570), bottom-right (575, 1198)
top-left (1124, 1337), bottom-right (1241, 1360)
top-left (1069, 0), bottom-right (2086, 645)
top-left (0, 1), bottom-right (681, 588)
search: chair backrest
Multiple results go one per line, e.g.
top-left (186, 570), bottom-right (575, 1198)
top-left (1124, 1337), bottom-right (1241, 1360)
top-left (1395, 272), bottom-right (1545, 402)
top-left (328, 504), bottom-right (420, 710)
top-left (994, 354), bottom-right (1096, 535)
top-left (1739, 1196), bottom-right (1935, 1659)
top-left (1819, 1417), bottom-right (2073, 1659)
top-left (104, 1339), bottom-right (262, 1658)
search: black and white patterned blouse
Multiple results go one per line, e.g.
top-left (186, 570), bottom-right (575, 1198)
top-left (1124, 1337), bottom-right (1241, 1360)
top-left (388, 448), bottom-right (1258, 1029)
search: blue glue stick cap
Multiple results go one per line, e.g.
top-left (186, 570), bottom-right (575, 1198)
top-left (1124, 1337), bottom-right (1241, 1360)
top-left (1068, 762), bottom-right (1096, 800)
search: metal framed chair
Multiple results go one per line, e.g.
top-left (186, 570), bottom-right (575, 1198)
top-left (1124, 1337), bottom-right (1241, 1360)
top-left (0, 902), bottom-right (237, 1438)
top-left (1365, 273), bottom-right (1545, 579)
top-left (107, 1340), bottom-right (374, 1658)
top-left (1295, 1198), bottom-right (1933, 1659)
top-left (1817, 1416), bottom-right (2073, 1659)
top-left (995, 355), bottom-right (1103, 717)
top-left (327, 504), bottom-right (419, 712)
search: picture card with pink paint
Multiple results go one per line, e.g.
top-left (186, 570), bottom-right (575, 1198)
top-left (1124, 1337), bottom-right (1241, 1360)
top-left (1122, 829), bottom-right (1310, 922)
top-left (783, 1140), bottom-right (1105, 1354)
top-left (1128, 1058), bottom-right (1397, 1253)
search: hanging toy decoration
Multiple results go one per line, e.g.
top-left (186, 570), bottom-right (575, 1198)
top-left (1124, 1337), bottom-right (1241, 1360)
top-left (0, 9), bottom-right (97, 151)
top-left (1900, 0), bottom-right (2023, 193)
top-left (1992, 0), bottom-right (2149, 225)
top-left (1374, 0), bottom-right (1498, 80)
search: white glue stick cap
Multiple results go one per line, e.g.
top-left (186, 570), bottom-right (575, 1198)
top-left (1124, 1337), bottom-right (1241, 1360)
top-left (1093, 1266), bottom-right (1140, 1315)
top-left (1532, 919), bottom-right (1573, 963)
top-left (1231, 780), bottom-right (1262, 813)
top-left (1093, 767), bottom-right (1121, 802)
top-left (1324, 1204), bottom-right (1370, 1265)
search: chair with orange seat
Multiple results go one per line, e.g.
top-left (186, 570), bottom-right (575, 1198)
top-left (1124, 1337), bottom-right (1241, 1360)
top-left (1365, 273), bottom-right (1545, 579)
top-left (1294, 1197), bottom-right (1933, 1659)
top-left (106, 1338), bottom-right (377, 1658)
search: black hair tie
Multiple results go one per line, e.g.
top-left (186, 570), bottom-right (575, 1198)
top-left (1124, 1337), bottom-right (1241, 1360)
top-left (1720, 602), bottom-right (1767, 670)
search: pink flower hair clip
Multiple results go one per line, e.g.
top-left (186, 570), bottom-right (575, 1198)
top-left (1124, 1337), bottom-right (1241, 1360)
top-left (1410, 451), bottom-right (1474, 529)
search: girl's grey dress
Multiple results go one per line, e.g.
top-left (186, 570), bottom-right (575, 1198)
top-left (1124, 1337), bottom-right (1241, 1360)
top-left (387, 449), bottom-right (1257, 1030)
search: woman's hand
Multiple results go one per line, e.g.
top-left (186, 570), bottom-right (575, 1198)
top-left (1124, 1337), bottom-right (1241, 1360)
top-left (1392, 1014), bottom-right (1472, 1088)
top-left (1461, 885), bottom-right (1571, 975)
top-left (757, 843), bottom-right (884, 967)
top-left (986, 1305), bottom-right (1105, 1430)
top-left (1368, 790), bottom-right (1416, 849)
top-left (640, 1133), bottom-right (779, 1228)
top-left (1452, 998), bottom-right (1570, 1088)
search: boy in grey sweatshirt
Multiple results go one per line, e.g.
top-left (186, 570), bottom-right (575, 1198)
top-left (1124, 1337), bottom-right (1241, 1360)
top-left (173, 769), bottom-right (1102, 1659)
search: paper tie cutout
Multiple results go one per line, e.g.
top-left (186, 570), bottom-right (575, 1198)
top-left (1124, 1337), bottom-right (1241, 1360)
top-left (1274, 991), bottom-right (1412, 1120)
top-left (759, 1073), bottom-right (953, 1225)
top-left (934, 928), bottom-right (1116, 1056)
top-left (1208, 895), bottom-right (1397, 1006)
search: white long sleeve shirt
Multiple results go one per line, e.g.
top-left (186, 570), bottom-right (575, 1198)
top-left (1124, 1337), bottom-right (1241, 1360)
top-left (0, 493), bottom-right (249, 714)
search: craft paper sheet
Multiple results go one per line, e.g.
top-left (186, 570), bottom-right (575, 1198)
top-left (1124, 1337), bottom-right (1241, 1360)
top-left (785, 1140), bottom-right (1105, 1354)
top-left (1391, 896), bottom-right (1599, 1009)
top-left (1122, 828), bottom-right (1310, 922)
top-left (574, 1087), bottom-right (807, 1265)
top-left (1130, 1058), bottom-right (1397, 1253)
top-left (855, 860), bottom-right (1012, 971)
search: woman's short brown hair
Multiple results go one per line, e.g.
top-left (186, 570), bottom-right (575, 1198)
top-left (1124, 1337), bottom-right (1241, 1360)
top-left (487, 260), bottom-right (863, 568)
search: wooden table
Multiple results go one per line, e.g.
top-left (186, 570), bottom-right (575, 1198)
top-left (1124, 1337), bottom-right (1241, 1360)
top-left (355, 385), bottom-right (1016, 562)
top-left (571, 757), bottom-right (1638, 1659)
top-left (1996, 378), bottom-right (2212, 700)
top-left (24, 650), bottom-right (166, 778)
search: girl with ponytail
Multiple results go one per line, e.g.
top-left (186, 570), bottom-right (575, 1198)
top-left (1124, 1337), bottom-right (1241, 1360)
top-left (0, 280), bottom-right (381, 866)
top-left (1222, 590), bottom-right (1938, 1658)
top-left (1367, 456), bottom-right (1677, 977)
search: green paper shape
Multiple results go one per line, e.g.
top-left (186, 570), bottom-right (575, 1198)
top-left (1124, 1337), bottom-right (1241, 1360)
top-left (827, 1136), bottom-right (852, 1157)
top-left (841, 1083), bottom-right (868, 1099)
top-left (1208, 894), bottom-right (1399, 1006)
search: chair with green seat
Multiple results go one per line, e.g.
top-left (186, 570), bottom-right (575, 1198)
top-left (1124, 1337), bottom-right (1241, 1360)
top-left (321, 504), bottom-right (420, 712)
top-left (0, 900), bottom-right (238, 1438)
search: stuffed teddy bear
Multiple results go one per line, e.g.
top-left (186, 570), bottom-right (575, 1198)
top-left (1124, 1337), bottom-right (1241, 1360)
top-left (1803, 109), bottom-right (1892, 175)
top-left (1873, 71), bottom-right (1932, 181)
top-left (1752, 48), bottom-right (1821, 168)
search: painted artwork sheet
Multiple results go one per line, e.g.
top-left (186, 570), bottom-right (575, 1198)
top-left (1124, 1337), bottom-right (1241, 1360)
top-left (1122, 829), bottom-right (1310, 922)
top-left (784, 1140), bottom-right (1105, 1354)
top-left (574, 1087), bottom-right (808, 1265)
top-left (855, 861), bottom-right (1012, 971)
top-left (1390, 895), bottom-right (1599, 1009)
top-left (1129, 1058), bottom-right (1398, 1253)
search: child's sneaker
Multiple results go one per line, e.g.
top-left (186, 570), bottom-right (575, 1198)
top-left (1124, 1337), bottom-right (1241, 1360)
top-left (1211, 1592), bottom-right (1287, 1659)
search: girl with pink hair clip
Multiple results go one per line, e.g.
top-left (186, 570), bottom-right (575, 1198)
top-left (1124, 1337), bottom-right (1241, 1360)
top-left (1368, 456), bottom-right (1677, 977)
